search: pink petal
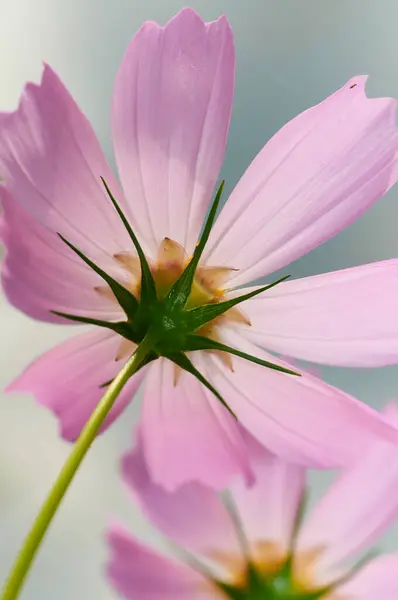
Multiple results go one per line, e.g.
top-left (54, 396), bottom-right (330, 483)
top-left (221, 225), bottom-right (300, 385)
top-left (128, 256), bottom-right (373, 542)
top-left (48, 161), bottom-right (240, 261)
top-left (204, 76), bottom-right (398, 286)
top-left (121, 432), bottom-right (240, 558)
top-left (106, 524), bottom-right (211, 600)
top-left (0, 64), bottom-right (133, 264)
top-left (296, 403), bottom-right (398, 580)
top-left (205, 329), bottom-right (398, 468)
top-left (8, 329), bottom-right (145, 441)
top-left (140, 355), bottom-right (253, 491)
top-left (241, 260), bottom-right (398, 367)
top-left (0, 188), bottom-right (123, 323)
top-left (122, 430), bottom-right (304, 565)
top-left (229, 432), bottom-right (306, 554)
top-left (337, 554), bottom-right (398, 600)
top-left (112, 8), bottom-right (234, 256)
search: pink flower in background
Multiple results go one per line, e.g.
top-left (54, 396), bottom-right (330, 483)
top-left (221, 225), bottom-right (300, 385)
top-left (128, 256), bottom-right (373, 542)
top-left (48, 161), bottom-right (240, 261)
top-left (2, 7), bottom-right (398, 490)
top-left (108, 406), bottom-right (398, 600)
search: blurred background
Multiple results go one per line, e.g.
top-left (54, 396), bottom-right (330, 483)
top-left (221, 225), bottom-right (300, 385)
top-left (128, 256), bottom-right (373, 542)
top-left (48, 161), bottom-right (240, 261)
top-left (1, 0), bottom-right (398, 597)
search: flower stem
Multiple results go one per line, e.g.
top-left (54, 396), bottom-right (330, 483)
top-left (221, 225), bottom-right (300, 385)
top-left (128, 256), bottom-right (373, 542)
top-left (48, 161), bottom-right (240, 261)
top-left (0, 332), bottom-right (155, 600)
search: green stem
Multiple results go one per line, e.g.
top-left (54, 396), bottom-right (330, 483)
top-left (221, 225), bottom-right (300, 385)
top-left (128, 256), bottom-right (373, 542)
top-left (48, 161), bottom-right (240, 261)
top-left (1, 333), bottom-right (155, 600)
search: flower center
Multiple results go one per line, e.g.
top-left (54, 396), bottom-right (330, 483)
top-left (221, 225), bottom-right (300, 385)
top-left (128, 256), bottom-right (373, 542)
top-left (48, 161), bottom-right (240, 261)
top-left (95, 237), bottom-right (250, 365)
top-left (210, 543), bottom-right (339, 600)
top-left (55, 179), bottom-right (296, 415)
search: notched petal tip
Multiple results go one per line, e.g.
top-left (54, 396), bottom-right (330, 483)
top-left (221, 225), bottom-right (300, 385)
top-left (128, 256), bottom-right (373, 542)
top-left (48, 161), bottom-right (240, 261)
top-left (18, 62), bottom-right (61, 115)
top-left (141, 6), bottom-right (232, 38)
top-left (135, 7), bottom-right (206, 38)
top-left (346, 74), bottom-right (369, 91)
top-left (167, 6), bottom-right (226, 30)
top-left (344, 74), bottom-right (398, 116)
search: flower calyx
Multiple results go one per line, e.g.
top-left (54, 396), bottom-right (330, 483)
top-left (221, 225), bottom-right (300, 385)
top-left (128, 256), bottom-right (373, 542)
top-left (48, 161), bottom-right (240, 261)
top-left (51, 179), bottom-right (299, 417)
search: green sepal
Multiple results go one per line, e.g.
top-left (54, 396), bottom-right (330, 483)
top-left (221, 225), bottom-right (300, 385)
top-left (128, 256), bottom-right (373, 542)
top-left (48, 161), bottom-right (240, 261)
top-left (50, 310), bottom-right (131, 337)
top-left (58, 234), bottom-right (138, 318)
top-left (290, 487), bottom-right (308, 549)
top-left (166, 351), bottom-right (237, 419)
top-left (221, 491), bottom-right (250, 558)
top-left (215, 565), bottom-right (272, 600)
top-left (185, 275), bottom-right (291, 332)
top-left (280, 489), bottom-right (308, 578)
top-left (184, 334), bottom-right (300, 376)
top-left (101, 177), bottom-right (157, 304)
top-left (271, 569), bottom-right (333, 600)
top-left (165, 181), bottom-right (224, 311)
top-left (215, 580), bottom-right (248, 600)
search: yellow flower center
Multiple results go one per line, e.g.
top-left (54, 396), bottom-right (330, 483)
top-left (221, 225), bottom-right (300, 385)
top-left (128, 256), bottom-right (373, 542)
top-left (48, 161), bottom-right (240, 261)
top-left (203, 542), bottom-right (342, 599)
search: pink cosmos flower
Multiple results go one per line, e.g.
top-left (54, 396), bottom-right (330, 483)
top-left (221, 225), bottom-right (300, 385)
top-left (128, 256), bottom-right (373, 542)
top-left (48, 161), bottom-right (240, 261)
top-left (2, 8), bottom-right (398, 490)
top-left (107, 407), bottom-right (398, 600)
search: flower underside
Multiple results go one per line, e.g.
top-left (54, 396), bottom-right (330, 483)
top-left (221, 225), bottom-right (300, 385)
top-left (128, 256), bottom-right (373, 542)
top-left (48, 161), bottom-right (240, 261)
top-left (53, 179), bottom-right (299, 417)
top-left (200, 496), bottom-right (368, 600)
top-left (215, 558), bottom-right (335, 600)
top-left (95, 237), bottom-right (251, 374)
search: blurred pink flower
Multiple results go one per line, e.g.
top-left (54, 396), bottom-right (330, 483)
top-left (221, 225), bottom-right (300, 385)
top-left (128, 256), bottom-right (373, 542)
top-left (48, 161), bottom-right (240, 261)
top-left (107, 406), bottom-right (398, 599)
top-left (2, 8), bottom-right (398, 490)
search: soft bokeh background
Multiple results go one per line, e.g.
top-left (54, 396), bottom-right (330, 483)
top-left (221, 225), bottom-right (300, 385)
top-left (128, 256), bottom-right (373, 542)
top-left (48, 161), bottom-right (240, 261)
top-left (1, 0), bottom-right (398, 597)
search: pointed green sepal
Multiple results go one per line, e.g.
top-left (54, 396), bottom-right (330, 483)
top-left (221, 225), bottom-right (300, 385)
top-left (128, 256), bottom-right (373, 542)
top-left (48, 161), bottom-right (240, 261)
top-left (184, 334), bottom-right (300, 376)
top-left (281, 488), bottom-right (308, 576)
top-left (166, 351), bottom-right (237, 419)
top-left (165, 181), bottom-right (225, 311)
top-left (214, 581), bottom-right (248, 600)
top-left (185, 274), bottom-right (290, 332)
top-left (50, 310), bottom-right (131, 337)
top-left (58, 234), bottom-right (138, 318)
top-left (290, 487), bottom-right (308, 547)
top-left (221, 491), bottom-right (250, 557)
top-left (101, 177), bottom-right (157, 304)
top-left (215, 565), bottom-right (273, 600)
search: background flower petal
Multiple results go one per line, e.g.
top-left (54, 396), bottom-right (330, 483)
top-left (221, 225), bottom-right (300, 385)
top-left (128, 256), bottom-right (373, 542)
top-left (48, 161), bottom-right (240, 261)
top-left (107, 524), bottom-right (211, 600)
top-left (229, 432), bottom-right (306, 556)
top-left (7, 329), bottom-right (145, 441)
top-left (122, 429), bottom-right (305, 570)
top-left (296, 403), bottom-right (398, 581)
top-left (112, 8), bottom-right (234, 256)
top-left (337, 553), bottom-right (398, 600)
top-left (122, 434), bottom-right (240, 559)
top-left (240, 260), bottom-right (398, 367)
top-left (140, 355), bottom-right (253, 492)
top-left (204, 76), bottom-right (398, 286)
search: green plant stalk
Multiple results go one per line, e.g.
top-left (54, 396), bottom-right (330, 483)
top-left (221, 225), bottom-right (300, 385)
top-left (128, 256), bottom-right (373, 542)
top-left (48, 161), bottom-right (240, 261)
top-left (0, 332), bottom-right (155, 600)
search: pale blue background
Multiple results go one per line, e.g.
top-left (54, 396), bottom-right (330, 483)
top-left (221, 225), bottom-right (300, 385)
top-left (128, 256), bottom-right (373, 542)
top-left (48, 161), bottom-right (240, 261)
top-left (1, 1), bottom-right (398, 598)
